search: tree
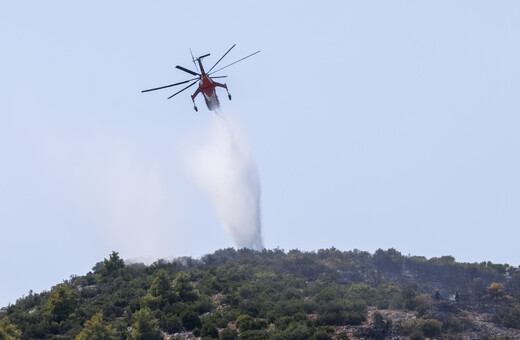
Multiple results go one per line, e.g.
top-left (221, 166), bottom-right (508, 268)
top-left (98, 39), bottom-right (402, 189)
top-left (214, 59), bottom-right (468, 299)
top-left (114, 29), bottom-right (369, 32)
top-left (160, 313), bottom-right (182, 334)
top-left (239, 329), bottom-right (269, 340)
top-left (219, 327), bottom-right (238, 340)
top-left (143, 269), bottom-right (174, 310)
top-left (173, 272), bottom-right (198, 302)
top-left (149, 269), bottom-right (172, 299)
top-left (180, 310), bottom-right (202, 330)
top-left (0, 317), bottom-right (22, 340)
top-left (45, 283), bottom-right (79, 324)
top-left (128, 307), bottom-right (163, 340)
top-left (235, 314), bottom-right (254, 332)
top-left (401, 318), bottom-right (441, 339)
top-left (98, 251), bottom-right (125, 278)
top-left (75, 313), bottom-right (117, 340)
top-left (484, 283), bottom-right (510, 302)
top-left (201, 321), bottom-right (219, 339)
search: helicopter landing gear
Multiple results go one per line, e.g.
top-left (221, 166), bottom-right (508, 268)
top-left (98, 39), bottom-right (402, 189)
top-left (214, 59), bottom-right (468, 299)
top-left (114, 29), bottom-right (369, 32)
top-left (223, 86), bottom-right (231, 100)
top-left (194, 105), bottom-right (198, 112)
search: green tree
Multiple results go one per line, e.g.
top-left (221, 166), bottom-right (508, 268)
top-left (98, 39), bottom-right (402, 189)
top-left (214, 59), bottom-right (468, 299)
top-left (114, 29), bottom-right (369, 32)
top-left (401, 318), bottom-right (441, 339)
top-left (373, 311), bottom-right (384, 326)
top-left (219, 327), bottom-right (238, 340)
top-left (149, 269), bottom-right (172, 299)
top-left (173, 272), bottom-right (198, 302)
top-left (235, 314), bottom-right (254, 332)
top-left (128, 307), bottom-right (163, 340)
top-left (0, 317), bottom-right (22, 340)
top-left (160, 313), bottom-right (182, 334)
top-left (98, 251), bottom-right (125, 278)
top-left (279, 322), bottom-right (313, 340)
top-left (201, 321), bottom-right (219, 339)
top-left (143, 269), bottom-right (174, 310)
top-left (45, 283), bottom-right (79, 324)
top-left (75, 313), bottom-right (117, 340)
top-left (345, 283), bottom-right (374, 303)
top-left (180, 310), bottom-right (202, 330)
top-left (239, 329), bottom-right (269, 340)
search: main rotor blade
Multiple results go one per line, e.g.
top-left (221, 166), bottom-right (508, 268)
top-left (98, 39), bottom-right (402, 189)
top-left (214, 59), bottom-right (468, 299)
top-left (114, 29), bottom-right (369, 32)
top-left (167, 80), bottom-right (199, 99)
top-left (141, 79), bottom-right (197, 93)
top-left (176, 65), bottom-right (199, 76)
top-left (209, 50), bottom-right (260, 75)
top-left (210, 75), bottom-right (227, 79)
top-left (207, 44), bottom-right (236, 74)
top-left (190, 48), bottom-right (200, 73)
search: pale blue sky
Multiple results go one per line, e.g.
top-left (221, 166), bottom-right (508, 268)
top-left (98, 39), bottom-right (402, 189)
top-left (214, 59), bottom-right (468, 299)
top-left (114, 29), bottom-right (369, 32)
top-left (1, 1), bottom-right (519, 307)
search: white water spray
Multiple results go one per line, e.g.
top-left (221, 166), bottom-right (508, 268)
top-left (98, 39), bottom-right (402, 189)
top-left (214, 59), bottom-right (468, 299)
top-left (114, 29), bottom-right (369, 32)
top-left (189, 110), bottom-right (263, 250)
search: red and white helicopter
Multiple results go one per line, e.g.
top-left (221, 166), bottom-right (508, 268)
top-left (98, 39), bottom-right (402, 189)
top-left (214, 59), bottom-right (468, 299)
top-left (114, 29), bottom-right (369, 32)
top-left (142, 44), bottom-right (260, 112)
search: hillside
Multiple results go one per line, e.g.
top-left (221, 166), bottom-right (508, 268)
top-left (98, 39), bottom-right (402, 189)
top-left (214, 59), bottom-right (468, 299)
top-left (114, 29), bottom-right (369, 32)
top-left (1, 248), bottom-right (520, 339)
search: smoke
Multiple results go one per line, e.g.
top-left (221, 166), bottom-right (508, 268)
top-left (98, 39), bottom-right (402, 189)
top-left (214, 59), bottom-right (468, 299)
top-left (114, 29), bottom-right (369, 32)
top-left (188, 110), bottom-right (264, 250)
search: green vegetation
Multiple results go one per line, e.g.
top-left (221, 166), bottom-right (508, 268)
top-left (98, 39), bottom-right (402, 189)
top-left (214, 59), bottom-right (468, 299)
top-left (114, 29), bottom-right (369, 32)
top-left (2, 248), bottom-right (520, 339)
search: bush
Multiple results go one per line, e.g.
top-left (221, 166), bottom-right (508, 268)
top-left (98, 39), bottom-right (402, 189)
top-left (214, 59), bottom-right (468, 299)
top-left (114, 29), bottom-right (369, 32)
top-left (421, 319), bottom-right (442, 337)
top-left (193, 327), bottom-right (201, 337)
top-left (401, 318), bottom-right (442, 338)
top-left (201, 321), bottom-right (219, 339)
top-left (180, 310), bottom-right (202, 330)
top-left (236, 314), bottom-right (254, 332)
top-left (494, 302), bottom-right (520, 329)
top-left (161, 313), bottom-right (182, 334)
top-left (219, 327), bottom-right (238, 340)
top-left (312, 330), bottom-right (333, 340)
top-left (240, 329), bottom-right (269, 340)
top-left (128, 307), bottom-right (163, 340)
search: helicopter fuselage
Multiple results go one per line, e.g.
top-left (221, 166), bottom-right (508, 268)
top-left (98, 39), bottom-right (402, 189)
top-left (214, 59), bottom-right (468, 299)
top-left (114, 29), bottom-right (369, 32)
top-left (191, 60), bottom-right (228, 112)
top-left (199, 75), bottom-right (221, 111)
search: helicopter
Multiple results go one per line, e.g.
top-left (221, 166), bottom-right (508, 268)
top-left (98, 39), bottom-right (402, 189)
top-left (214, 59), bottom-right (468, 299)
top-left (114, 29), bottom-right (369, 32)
top-left (142, 44), bottom-right (260, 112)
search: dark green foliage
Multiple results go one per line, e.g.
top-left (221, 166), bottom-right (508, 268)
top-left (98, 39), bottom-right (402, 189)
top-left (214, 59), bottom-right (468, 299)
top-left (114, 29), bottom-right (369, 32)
top-left (240, 329), bottom-right (269, 340)
top-left (442, 317), bottom-right (467, 333)
top-left (219, 327), bottom-right (238, 340)
top-left (236, 314), bottom-right (254, 332)
top-left (180, 309), bottom-right (202, 330)
top-left (193, 327), bottom-right (201, 337)
top-left (97, 251), bottom-right (125, 279)
top-left (76, 313), bottom-right (117, 340)
top-left (173, 271), bottom-right (198, 302)
top-left (494, 298), bottom-right (520, 329)
top-left (272, 321), bottom-right (313, 340)
top-left (149, 269), bottom-right (172, 299)
top-left (370, 311), bottom-right (390, 339)
top-left (128, 307), bottom-right (163, 340)
top-left (3, 248), bottom-right (520, 339)
top-left (421, 319), bottom-right (442, 337)
top-left (373, 311), bottom-right (384, 325)
top-left (312, 326), bottom-right (334, 340)
top-left (160, 313), bottom-right (182, 333)
top-left (201, 321), bottom-right (219, 339)
top-left (401, 318), bottom-right (442, 339)
top-left (44, 283), bottom-right (79, 324)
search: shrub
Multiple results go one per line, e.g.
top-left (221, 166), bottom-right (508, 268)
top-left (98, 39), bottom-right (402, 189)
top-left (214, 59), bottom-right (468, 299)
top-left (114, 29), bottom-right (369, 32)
top-left (180, 310), bottom-right (202, 330)
top-left (401, 318), bottom-right (442, 338)
top-left (219, 327), bottom-right (238, 340)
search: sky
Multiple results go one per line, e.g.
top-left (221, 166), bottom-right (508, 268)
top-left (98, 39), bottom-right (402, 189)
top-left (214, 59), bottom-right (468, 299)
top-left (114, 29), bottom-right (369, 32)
top-left (1, 1), bottom-right (519, 307)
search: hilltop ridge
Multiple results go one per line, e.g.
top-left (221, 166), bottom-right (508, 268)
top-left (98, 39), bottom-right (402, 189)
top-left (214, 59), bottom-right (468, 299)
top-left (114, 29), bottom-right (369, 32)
top-left (1, 248), bottom-right (520, 339)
